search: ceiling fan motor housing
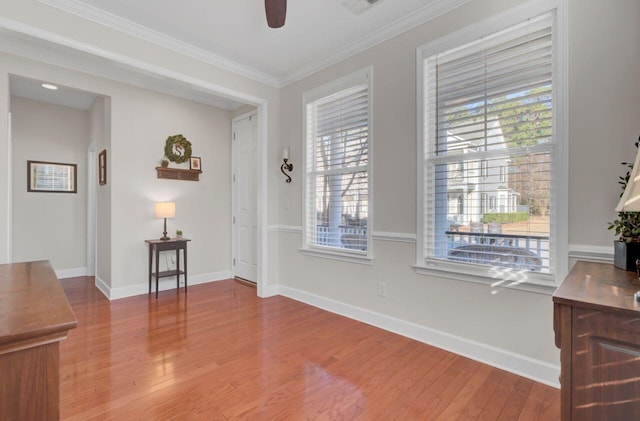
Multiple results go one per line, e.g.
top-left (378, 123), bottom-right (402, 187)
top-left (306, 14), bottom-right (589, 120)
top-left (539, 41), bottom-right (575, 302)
top-left (265, 0), bottom-right (287, 28)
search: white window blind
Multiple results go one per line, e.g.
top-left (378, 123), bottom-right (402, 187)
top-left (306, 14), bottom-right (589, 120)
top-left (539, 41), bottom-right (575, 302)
top-left (423, 12), bottom-right (555, 274)
top-left (304, 78), bottom-right (370, 255)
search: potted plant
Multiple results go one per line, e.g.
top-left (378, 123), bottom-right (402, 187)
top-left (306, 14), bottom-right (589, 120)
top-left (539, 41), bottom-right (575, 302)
top-left (608, 137), bottom-right (640, 270)
top-left (176, 230), bottom-right (183, 239)
top-left (160, 159), bottom-right (169, 168)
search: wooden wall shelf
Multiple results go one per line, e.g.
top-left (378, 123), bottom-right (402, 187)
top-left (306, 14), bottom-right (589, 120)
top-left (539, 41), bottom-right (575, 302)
top-left (156, 167), bottom-right (202, 181)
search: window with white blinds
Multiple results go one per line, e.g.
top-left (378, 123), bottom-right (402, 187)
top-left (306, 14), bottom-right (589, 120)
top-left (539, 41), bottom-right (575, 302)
top-left (421, 11), bottom-right (557, 276)
top-left (304, 70), bottom-right (371, 257)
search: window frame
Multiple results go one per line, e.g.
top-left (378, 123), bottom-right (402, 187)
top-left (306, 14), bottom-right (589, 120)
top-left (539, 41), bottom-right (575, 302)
top-left (415, 0), bottom-right (568, 292)
top-left (301, 67), bottom-right (374, 264)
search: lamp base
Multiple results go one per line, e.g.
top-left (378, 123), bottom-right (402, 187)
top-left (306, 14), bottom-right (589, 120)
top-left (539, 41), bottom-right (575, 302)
top-left (614, 240), bottom-right (640, 271)
top-left (160, 217), bottom-right (170, 240)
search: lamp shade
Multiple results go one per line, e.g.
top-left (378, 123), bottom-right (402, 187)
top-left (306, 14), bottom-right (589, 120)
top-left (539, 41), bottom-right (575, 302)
top-left (155, 202), bottom-right (175, 218)
top-left (616, 150), bottom-right (640, 212)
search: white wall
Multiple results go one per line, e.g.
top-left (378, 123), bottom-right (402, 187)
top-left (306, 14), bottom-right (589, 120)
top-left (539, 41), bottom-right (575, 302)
top-left (1, 0), bottom-right (638, 387)
top-left (0, 0), bottom-right (282, 292)
top-left (276, 0), bottom-right (640, 386)
top-left (568, 0), bottom-right (640, 247)
top-left (0, 64), bottom-right (10, 262)
top-left (90, 96), bottom-right (111, 285)
top-left (231, 105), bottom-right (257, 119)
top-left (10, 96), bottom-right (89, 271)
top-left (109, 81), bottom-right (233, 293)
top-left (0, 53), bottom-right (236, 297)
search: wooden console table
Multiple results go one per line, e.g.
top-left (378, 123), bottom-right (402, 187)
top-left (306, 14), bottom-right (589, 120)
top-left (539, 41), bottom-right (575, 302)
top-left (146, 238), bottom-right (190, 298)
top-left (553, 261), bottom-right (640, 420)
top-left (0, 260), bottom-right (77, 420)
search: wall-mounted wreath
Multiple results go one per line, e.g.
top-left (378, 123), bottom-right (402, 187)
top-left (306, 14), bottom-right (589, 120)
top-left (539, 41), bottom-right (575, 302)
top-left (164, 134), bottom-right (192, 164)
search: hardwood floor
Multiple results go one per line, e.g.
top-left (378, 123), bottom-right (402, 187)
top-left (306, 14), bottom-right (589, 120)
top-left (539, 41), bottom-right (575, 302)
top-left (59, 277), bottom-right (559, 420)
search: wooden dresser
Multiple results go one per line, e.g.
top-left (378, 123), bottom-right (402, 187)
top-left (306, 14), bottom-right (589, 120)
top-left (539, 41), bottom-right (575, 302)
top-left (553, 261), bottom-right (640, 420)
top-left (0, 261), bottom-right (77, 420)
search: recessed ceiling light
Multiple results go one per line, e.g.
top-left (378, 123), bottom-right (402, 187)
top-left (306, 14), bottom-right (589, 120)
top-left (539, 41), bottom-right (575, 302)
top-left (343, 0), bottom-right (383, 15)
top-left (41, 83), bottom-right (59, 91)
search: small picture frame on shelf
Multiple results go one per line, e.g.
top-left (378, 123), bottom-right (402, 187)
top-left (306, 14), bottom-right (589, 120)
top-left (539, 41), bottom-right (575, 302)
top-left (190, 156), bottom-right (201, 171)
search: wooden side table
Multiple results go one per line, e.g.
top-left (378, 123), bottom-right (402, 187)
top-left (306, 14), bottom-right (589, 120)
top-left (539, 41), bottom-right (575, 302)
top-left (145, 238), bottom-right (191, 298)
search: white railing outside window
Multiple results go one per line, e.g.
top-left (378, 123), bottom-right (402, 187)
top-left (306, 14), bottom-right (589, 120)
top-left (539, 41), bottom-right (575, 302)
top-left (303, 68), bottom-right (372, 260)
top-left (417, 4), bottom-right (567, 287)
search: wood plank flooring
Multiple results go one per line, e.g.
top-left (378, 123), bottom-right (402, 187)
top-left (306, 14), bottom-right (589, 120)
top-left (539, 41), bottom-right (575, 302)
top-left (59, 277), bottom-right (560, 420)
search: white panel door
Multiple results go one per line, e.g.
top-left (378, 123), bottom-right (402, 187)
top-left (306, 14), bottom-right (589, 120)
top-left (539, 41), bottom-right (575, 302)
top-left (232, 113), bottom-right (257, 282)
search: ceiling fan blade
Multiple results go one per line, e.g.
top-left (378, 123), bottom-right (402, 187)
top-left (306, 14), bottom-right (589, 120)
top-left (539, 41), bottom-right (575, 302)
top-left (265, 0), bottom-right (287, 28)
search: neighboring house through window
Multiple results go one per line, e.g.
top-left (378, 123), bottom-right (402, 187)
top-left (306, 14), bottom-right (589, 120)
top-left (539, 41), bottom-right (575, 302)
top-left (303, 68), bottom-right (372, 260)
top-left (417, 3), bottom-right (567, 287)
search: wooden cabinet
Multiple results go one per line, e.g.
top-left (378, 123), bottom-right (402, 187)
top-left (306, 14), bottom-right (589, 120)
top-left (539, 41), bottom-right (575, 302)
top-left (0, 261), bottom-right (77, 420)
top-left (553, 261), bottom-right (640, 420)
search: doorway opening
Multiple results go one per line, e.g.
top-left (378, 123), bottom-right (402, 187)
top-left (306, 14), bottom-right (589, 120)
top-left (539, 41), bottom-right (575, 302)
top-left (8, 75), bottom-right (102, 279)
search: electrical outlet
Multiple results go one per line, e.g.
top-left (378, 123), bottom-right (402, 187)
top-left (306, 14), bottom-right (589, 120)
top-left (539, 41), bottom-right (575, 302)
top-left (378, 282), bottom-right (386, 297)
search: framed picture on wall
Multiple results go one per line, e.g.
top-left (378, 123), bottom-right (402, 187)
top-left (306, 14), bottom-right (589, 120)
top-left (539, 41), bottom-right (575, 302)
top-left (27, 160), bottom-right (77, 193)
top-left (99, 149), bottom-right (107, 185)
top-left (190, 156), bottom-right (201, 171)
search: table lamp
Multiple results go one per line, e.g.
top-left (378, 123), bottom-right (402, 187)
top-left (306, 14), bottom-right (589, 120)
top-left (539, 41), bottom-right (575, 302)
top-left (155, 202), bottom-right (175, 240)
top-left (616, 148), bottom-right (640, 212)
top-left (615, 148), bottom-right (640, 299)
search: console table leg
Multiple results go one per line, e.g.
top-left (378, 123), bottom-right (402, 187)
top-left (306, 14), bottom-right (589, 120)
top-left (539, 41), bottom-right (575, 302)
top-left (155, 247), bottom-right (160, 299)
top-left (176, 249), bottom-right (180, 291)
top-left (184, 245), bottom-right (188, 293)
top-left (148, 245), bottom-right (152, 294)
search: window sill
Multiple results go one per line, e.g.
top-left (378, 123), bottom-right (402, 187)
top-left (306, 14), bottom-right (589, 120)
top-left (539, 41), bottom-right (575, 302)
top-left (414, 259), bottom-right (557, 295)
top-left (300, 248), bottom-right (373, 265)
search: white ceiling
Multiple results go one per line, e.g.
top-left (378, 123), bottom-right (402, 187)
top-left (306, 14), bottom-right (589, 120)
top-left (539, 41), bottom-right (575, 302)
top-left (39, 0), bottom-right (471, 87)
top-left (4, 0), bottom-right (470, 111)
top-left (10, 74), bottom-right (98, 110)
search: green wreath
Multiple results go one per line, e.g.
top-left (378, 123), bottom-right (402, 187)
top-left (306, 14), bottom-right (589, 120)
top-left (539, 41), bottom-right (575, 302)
top-left (164, 134), bottom-right (192, 164)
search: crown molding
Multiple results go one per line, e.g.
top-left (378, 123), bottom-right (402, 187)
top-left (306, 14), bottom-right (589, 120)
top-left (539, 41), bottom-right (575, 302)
top-left (37, 0), bottom-right (281, 87)
top-left (37, 0), bottom-right (471, 88)
top-left (0, 17), bottom-right (266, 108)
top-left (279, 0), bottom-right (473, 86)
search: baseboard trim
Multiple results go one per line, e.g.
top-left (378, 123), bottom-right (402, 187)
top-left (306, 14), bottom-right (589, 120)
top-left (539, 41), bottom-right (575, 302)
top-left (278, 285), bottom-right (560, 388)
top-left (258, 284), bottom-right (280, 298)
top-left (94, 275), bottom-right (110, 299)
top-left (56, 267), bottom-right (87, 279)
top-left (103, 271), bottom-right (232, 300)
